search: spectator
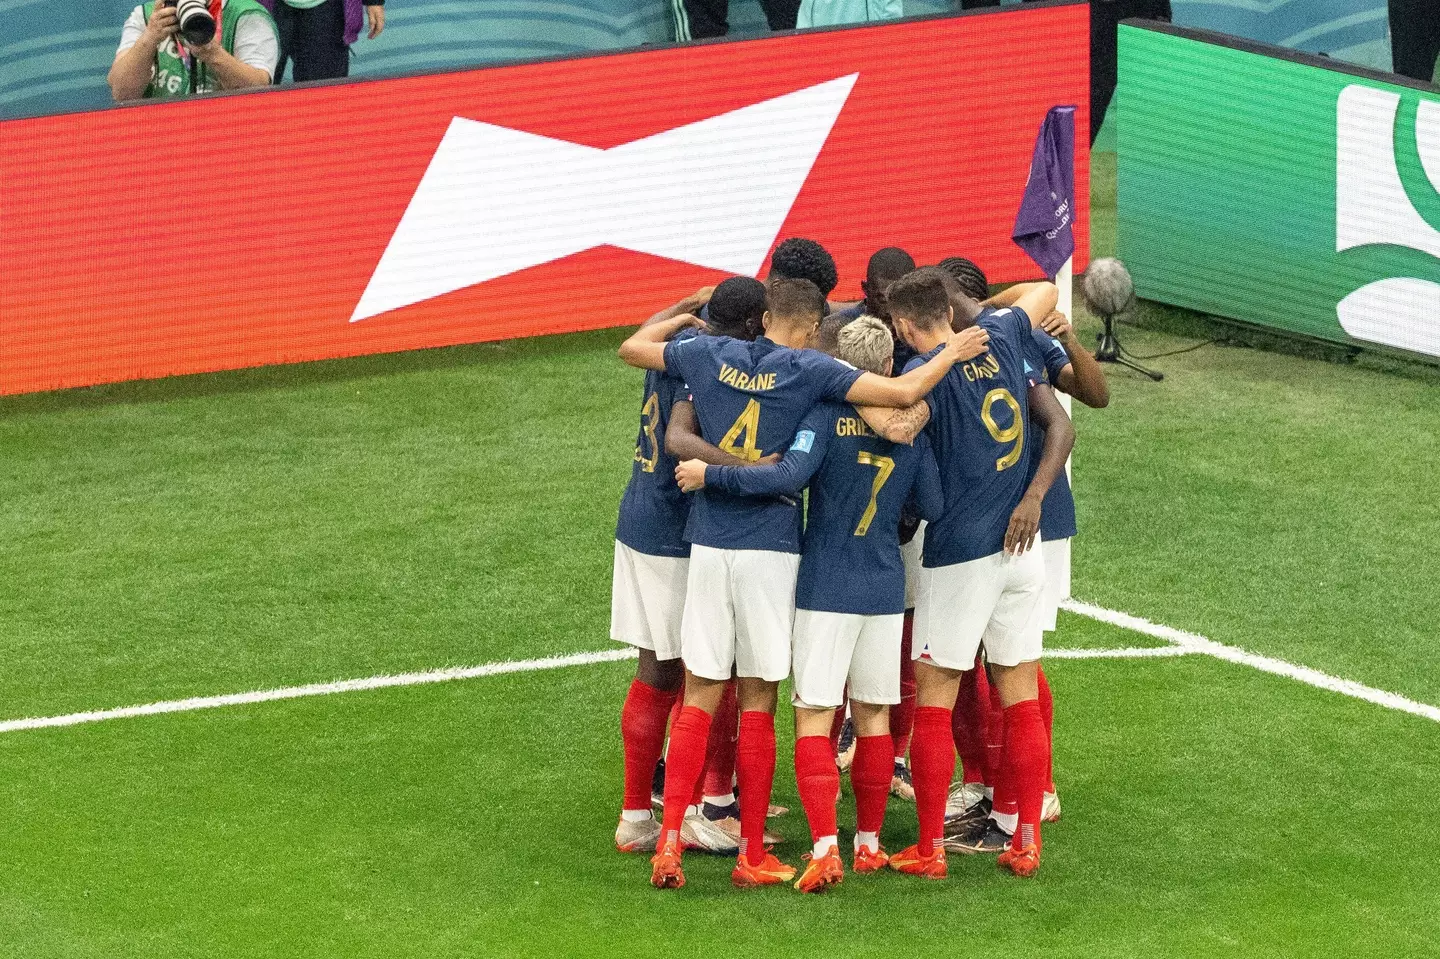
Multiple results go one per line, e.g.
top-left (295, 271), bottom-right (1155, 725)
top-left (1388, 0), bottom-right (1440, 85)
top-left (267, 0), bottom-right (386, 84)
top-left (797, 0), bottom-right (901, 29)
top-left (673, 0), bottom-right (800, 40)
top-left (110, 0), bottom-right (278, 101)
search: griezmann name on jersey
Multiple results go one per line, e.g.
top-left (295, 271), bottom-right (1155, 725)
top-left (615, 329), bottom-right (696, 558)
top-left (906, 307), bottom-right (1043, 567)
top-left (706, 401), bottom-right (943, 615)
top-left (663, 336), bottom-right (863, 553)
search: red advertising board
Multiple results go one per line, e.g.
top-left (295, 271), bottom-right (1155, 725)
top-left (0, 5), bottom-right (1089, 395)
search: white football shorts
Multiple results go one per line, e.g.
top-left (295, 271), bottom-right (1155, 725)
top-left (901, 520), bottom-right (926, 611)
top-left (912, 545), bottom-right (1046, 669)
top-left (610, 540), bottom-right (689, 661)
top-left (680, 544), bottom-right (799, 682)
top-left (1040, 536), bottom-right (1071, 632)
top-left (790, 609), bottom-right (904, 709)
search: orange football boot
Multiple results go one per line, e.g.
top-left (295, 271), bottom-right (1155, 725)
top-left (731, 850), bottom-right (796, 888)
top-left (997, 843), bottom-right (1040, 877)
top-left (650, 837), bottom-right (686, 889)
top-left (794, 846), bottom-right (844, 894)
top-left (887, 842), bottom-right (947, 879)
top-left (852, 844), bottom-right (889, 873)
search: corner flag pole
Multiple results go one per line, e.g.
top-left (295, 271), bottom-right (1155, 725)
top-left (1012, 104), bottom-right (1079, 604)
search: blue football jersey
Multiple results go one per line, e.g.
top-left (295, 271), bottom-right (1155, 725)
top-left (704, 402), bottom-right (942, 614)
top-left (615, 330), bottom-right (698, 557)
top-left (906, 306), bottom-right (1039, 567)
top-left (663, 336), bottom-right (864, 552)
top-left (1026, 328), bottom-right (1078, 542)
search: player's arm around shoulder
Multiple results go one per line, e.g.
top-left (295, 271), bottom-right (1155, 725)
top-left (1037, 310), bottom-right (1110, 408)
top-left (618, 312), bottom-right (705, 371)
top-left (843, 323), bottom-right (990, 408)
top-left (857, 401), bottom-right (929, 445)
top-left (983, 281), bottom-right (1059, 328)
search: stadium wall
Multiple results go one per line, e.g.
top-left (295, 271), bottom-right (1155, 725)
top-left (0, 5), bottom-right (1090, 396)
top-left (1116, 22), bottom-right (1440, 362)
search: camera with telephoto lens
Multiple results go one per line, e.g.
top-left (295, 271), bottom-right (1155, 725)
top-left (162, 0), bottom-right (216, 46)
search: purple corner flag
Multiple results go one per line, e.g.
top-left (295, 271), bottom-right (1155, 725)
top-left (1012, 105), bottom-right (1077, 280)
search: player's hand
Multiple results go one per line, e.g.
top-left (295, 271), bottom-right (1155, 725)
top-left (1004, 497), bottom-right (1041, 556)
top-left (143, 5), bottom-right (179, 46)
top-left (1040, 310), bottom-right (1072, 341)
top-left (755, 452), bottom-right (781, 466)
top-left (945, 325), bottom-right (989, 362)
top-left (692, 286), bottom-right (716, 304)
top-left (674, 459), bottom-right (707, 492)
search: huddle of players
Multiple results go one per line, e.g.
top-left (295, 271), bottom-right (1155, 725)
top-left (611, 238), bottom-right (1109, 892)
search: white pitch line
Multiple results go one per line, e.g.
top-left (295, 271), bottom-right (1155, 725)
top-left (0, 639), bottom-right (1178, 737)
top-left (0, 648), bottom-right (638, 735)
top-left (4, 599), bottom-right (1437, 733)
top-left (1047, 645), bottom-right (1193, 660)
top-left (1061, 598), bottom-right (1440, 724)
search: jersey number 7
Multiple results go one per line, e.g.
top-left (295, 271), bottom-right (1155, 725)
top-left (854, 452), bottom-right (895, 536)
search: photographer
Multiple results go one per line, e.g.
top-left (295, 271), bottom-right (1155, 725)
top-left (109, 0), bottom-right (278, 102)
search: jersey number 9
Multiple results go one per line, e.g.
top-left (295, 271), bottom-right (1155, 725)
top-left (981, 388), bottom-right (1024, 472)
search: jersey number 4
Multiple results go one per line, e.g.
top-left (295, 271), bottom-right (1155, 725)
top-left (981, 388), bottom-right (1024, 471)
top-left (854, 452), bottom-right (895, 536)
top-left (719, 399), bottom-right (763, 462)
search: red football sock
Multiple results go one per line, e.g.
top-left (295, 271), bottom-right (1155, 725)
top-left (621, 679), bottom-right (679, 812)
top-left (737, 711), bottom-right (777, 865)
top-left (659, 706), bottom-right (712, 844)
top-left (851, 734), bottom-right (892, 835)
top-left (1037, 667), bottom-right (1055, 793)
top-left (909, 706), bottom-right (955, 856)
top-left (952, 668), bottom-right (987, 786)
top-left (992, 706), bottom-right (1017, 822)
top-left (1003, 699), bottom-right (1049, 852)
top-left (701, 680), bottom-right (738, 801)
top-left (985, 675), bottom-right (1006, 792)
top-left (891, 614), bottom-right (917, 760)
top-left (794, 735), bottom-right (839, 844)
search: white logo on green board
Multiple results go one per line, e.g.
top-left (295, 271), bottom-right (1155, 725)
top-left (1335, 85), bottom-right (1440, 357)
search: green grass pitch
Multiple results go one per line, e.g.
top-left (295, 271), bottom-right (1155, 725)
top-left (0, 164), bottom-right (1438, 957)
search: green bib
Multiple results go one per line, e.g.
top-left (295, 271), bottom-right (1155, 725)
top-left (140, 0), bottom-right (275, 98)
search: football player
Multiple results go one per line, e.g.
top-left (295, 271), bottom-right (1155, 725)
top-left (611, 279), bottom-right (768, 854)
top-left (874, 269), bottom-right (1074, 879)
top-left (936, 257), bottom-right (1109, 832)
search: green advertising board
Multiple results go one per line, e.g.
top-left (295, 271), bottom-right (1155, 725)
top-left (1117, 24), bottom-right (1440, 361)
